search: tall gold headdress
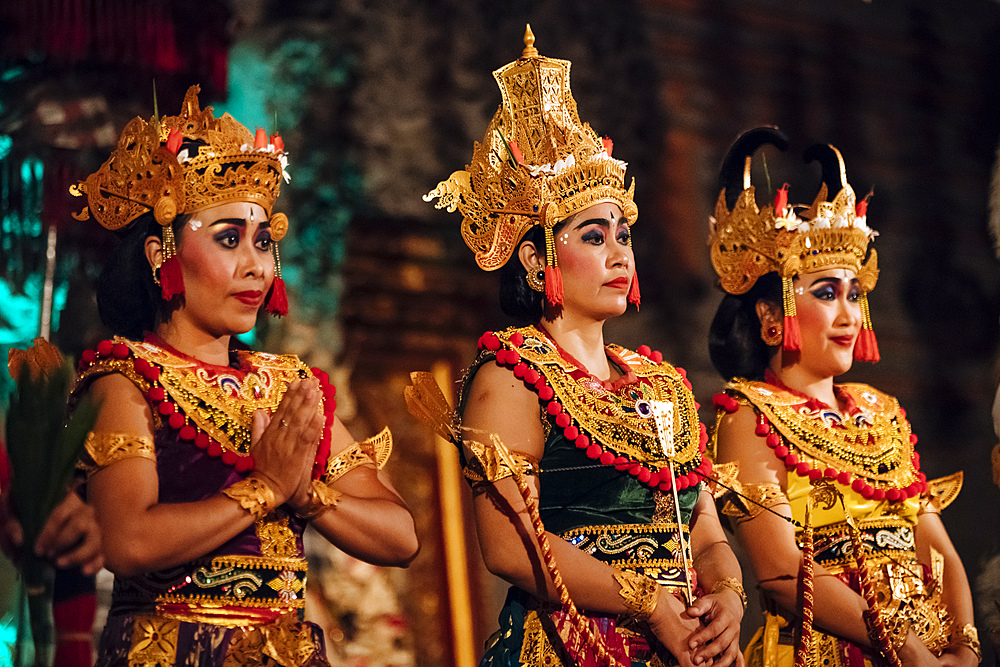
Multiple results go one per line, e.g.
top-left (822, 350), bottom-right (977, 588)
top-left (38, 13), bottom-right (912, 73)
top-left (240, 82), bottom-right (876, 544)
top-left (708, 127), bottom-right (880, 361)
top-left (424, 25), bottom-right (640, 307)
top-left (71, 85), bottom-right (292, 316)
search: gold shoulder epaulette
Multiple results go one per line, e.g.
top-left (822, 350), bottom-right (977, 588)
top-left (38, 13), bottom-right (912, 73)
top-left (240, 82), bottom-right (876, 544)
top-left (922, 471), bottom-right (962, 512)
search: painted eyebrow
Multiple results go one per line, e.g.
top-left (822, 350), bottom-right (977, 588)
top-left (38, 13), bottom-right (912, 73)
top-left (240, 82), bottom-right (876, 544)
top-left (209, 217), bottom-right (247, 227)
top-left (807, 276), bottom-right (860, 288)
top-left (208, 217), bottom-right (271, 229)
top-left (572, 215), bottom-right (628, 231)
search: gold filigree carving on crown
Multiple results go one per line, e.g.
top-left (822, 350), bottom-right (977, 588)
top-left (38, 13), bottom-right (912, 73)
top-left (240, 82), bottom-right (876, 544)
top-left (708, 127), bottom-right (879, 295)
top-left (424, 25), bottom-right (638, 270)
top-left (72, 85), bottom-right (284, 232)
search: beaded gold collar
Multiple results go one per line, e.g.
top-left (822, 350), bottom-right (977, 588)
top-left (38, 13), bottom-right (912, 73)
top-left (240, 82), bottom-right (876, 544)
top-left (470, 326), bottom-right (709, 489)
top-left (727, 379), bottom-right (921, 494)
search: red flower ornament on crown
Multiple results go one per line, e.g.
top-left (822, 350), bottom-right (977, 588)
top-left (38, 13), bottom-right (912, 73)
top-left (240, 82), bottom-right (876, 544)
top-left (70, 85), bottom-right (293, 317)
top-left (708, 127), bottom-right (880, 361)
top-left (423, 25), bottom-right (639, 309)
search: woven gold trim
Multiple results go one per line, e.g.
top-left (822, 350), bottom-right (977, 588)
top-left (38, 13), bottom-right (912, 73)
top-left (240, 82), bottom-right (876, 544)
top-left (206, 554), bottom-right (307, 572)
top-left (80, 431), bottom-right (155, 476)
top-left (155, 593), bottom-right (305, 610)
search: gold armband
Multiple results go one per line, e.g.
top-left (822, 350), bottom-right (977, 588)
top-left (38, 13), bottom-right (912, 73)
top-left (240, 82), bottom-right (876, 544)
top-left (462, 435), bottom-right (539, 484)
top-left (614, 569), bottom-right (660, 622)
top-left (323, 428), bottom-right (393, 484)
top-left (79, 431), bottom-right (155, 476)
top-left (223, 475), bottom-right (276, 520)
top-left (919, 471), bottom-right (963, 515)
top-left (720, 482), bottom-right (788, 523)
top-left (295, 479), bottom-right (342, 521)
top-left (950, 624), bottom-right (981, 663)
top-left (711, 577), bottom-right (747, 610)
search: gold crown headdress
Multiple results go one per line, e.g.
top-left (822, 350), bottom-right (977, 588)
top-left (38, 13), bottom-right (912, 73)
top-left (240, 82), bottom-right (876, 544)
top-left (424, 25), bottom-right (640, 308)
top-left (708, 127), bottom-right (880, 361)
top-left (71, 85), bottom-right (292, 316)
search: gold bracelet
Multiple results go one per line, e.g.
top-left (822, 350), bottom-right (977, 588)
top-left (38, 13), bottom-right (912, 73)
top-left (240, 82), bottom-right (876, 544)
top-left (614, 569), bottom-right (660, 621)
top-left (295, 480), bottom-right (342, 521)
top-left (710, 577), bottom-right (747, 610)
top-left (951, 623), bottom-right (981, 663)
top-left (222, 475), bottom-right (276, 520)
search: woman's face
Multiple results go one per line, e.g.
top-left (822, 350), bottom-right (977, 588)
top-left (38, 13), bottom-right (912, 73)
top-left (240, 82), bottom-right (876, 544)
top-left (164, 202), bottom-right (274, 337)
top-left (790, 267), bottom-right (862, 379)
top-left (551, 202), bottom-right (634, 323)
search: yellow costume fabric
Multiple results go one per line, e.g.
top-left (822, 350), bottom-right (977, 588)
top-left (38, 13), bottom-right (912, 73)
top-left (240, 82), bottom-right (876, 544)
top-left (714, 379), bottom-right (962, 667)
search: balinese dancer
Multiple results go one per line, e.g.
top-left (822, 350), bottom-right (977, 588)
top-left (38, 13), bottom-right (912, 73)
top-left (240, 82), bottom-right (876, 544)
top-left (708, 128), bottom-right (977, 667)
top-left (69, 85), bottom-right (418, 666)
top-left (422, 27), bottom-right (744, 667)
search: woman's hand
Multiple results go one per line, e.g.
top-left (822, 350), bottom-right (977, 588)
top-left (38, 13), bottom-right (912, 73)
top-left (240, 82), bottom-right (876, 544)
top-left (647, 590), bottom-right (705, 667)
top-left (899, 631), bottom-right (942, 667)
top-left (687, 589), bottom-right (745, 667)
top-left (1, 491), bottom-right (104, 575)
top-left (250, 379), bottom-right (323, 505)
top-left (937, 645), bottom-right (979, 667)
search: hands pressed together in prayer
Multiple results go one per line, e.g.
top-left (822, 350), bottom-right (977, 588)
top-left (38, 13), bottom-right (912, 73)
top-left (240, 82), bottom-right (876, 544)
top-left (648, 586), bottom-right (745, 667)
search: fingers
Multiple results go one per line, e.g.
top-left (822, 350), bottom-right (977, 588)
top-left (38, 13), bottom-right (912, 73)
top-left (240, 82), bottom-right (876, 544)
top-left (712, 640), bottom-right (741, 667)
top-left (252, 410), bottom-right (271, 443)
top-left (0, 515), bottom-right (23, 560)
top-left (34, 492), bottom-right (82, 557)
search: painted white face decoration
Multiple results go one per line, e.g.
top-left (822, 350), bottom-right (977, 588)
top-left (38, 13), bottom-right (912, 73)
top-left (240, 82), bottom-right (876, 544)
top-left (188, 218), bottom-right (202, 232)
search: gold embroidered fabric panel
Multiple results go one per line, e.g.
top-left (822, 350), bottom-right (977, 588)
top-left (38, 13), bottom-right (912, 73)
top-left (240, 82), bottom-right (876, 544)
top-left (729, 379), bottom-right (919, 488)
top-left (561, 523), bottom-right (692, 590)
top-left (79, 431), bottom-right (156, 476)
top-left (494, 327), bottom-right (702, 472)
top-left (255, 512), bottom-right (299, 559)
top-left (128, 615), bottom-right (179, 666)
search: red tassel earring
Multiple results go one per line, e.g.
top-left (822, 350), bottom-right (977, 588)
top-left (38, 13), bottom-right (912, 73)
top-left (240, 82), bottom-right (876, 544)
top-left (853, 292), bottom-right (880, 362)
top-left (781, 275), bottom-right (801, 351)
top-left (266, 241), bottom-right (289, 317)
top-left (152, 196), bottom-right (184, 300)
top-left (543, 224), bottom-right (564, 307)
top-left (626, 232), bottom-right (640, 307)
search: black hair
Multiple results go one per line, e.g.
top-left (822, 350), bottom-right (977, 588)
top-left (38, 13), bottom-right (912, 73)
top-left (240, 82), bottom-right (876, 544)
top-left (708, 272), bottom-right (783, 381)
top-left (96, 138), bottom-right (216, 340)
top-left (96, 212), bottom-right (187, 340)
top-left (499, 224), bottom-right (547, 324)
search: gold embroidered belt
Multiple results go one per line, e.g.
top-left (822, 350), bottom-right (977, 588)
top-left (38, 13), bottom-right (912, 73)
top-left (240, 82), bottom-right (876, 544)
top-left (562, 523), bottom-right (693, 591)
top-left (112, 555), bottom-right (309, 627)
top-left (803, 518), bottom-right (915, 570)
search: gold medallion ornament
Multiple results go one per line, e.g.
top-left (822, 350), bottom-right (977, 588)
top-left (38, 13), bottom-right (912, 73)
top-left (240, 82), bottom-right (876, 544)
top-left (70, 84), bottom-right (292, 315)
top-left (708, 127), bottom-right (880, 360)
top-left (424, 25), bottom-right (640, 307)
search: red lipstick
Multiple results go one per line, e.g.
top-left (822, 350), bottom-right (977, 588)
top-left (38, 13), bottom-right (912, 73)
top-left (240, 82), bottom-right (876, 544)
top-left (233, 290), bottom-right (263, 306)
top-left (831, 335), bottom-right (855, 347)
top-left (604, 277), bottom-right (629, 289)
